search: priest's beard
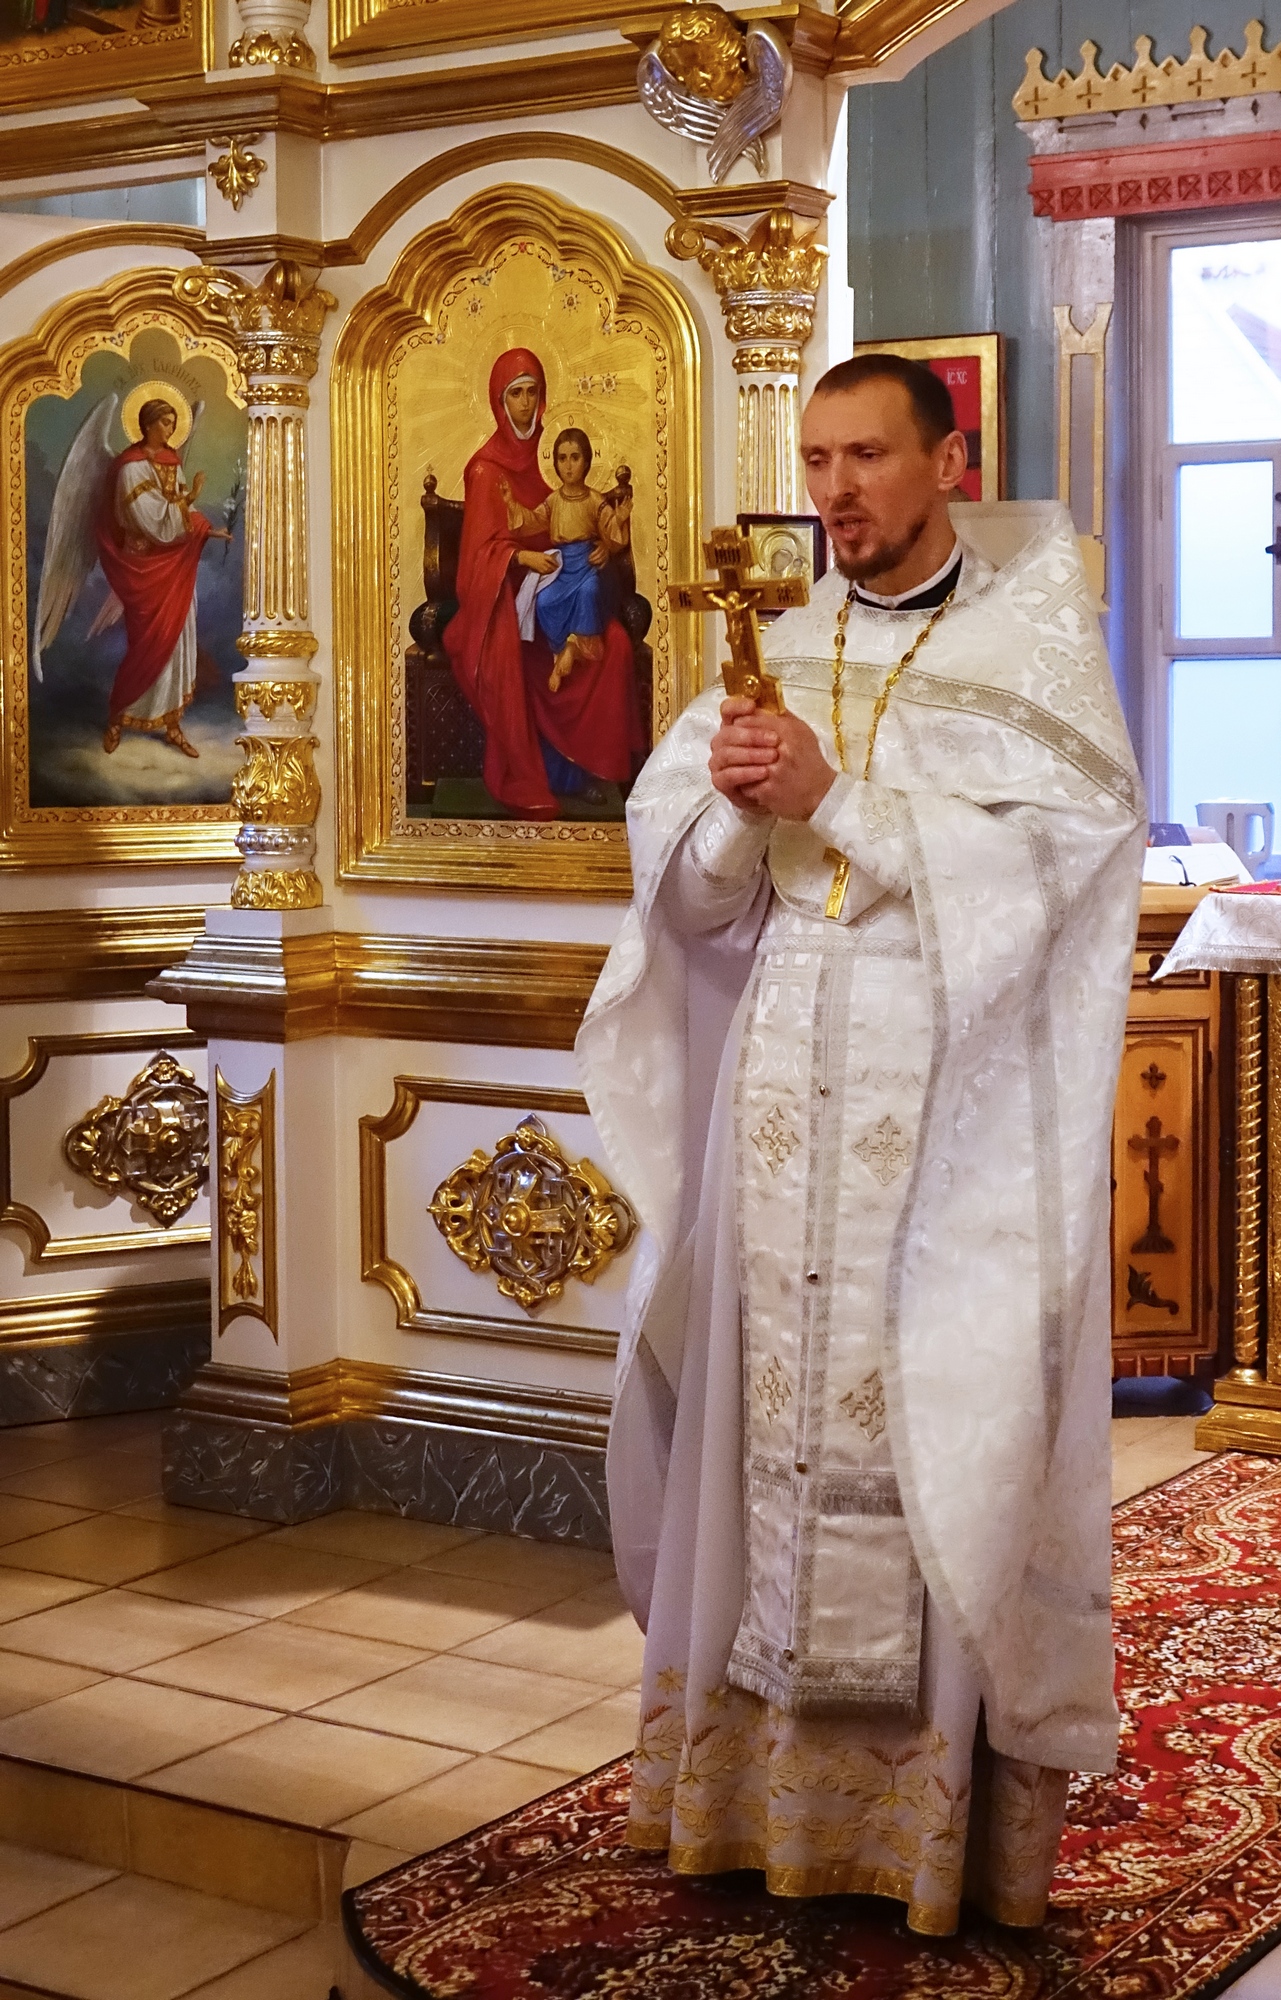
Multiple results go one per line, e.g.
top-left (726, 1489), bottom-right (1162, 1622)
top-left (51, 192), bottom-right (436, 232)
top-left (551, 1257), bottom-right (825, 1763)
top-left (830, 503), bottom-right (934, 586)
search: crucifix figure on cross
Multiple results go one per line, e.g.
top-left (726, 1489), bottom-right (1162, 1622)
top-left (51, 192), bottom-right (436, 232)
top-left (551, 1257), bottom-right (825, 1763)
top-left (1128, 1114), bottom-right (1180, 1255)
top-left (667, 527), bottom-right (808, 715)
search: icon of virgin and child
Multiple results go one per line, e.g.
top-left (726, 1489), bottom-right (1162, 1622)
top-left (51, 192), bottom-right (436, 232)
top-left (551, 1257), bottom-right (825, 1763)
top-left (443, 349), bottom-right (647, 819)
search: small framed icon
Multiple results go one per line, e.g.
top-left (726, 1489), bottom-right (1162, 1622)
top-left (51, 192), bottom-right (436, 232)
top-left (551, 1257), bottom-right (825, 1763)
top-left (736, 514), bottom-right (828, 618)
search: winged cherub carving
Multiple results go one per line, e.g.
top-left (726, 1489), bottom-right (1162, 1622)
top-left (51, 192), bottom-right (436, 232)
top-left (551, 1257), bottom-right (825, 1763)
top-left (638, 4), bottom-right (792, 184)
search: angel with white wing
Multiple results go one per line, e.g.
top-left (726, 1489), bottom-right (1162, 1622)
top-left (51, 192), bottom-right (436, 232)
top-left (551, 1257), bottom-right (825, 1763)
top-left (33, 389), bottom-right (230, 759)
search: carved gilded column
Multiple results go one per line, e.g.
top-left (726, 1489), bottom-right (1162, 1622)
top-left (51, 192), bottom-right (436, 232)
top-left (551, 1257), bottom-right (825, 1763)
top-left (667, 209), bottom-right (825, 515)
top-left (228, 0), bottom-right (315, 66)
top-left (174, 261), bottom-right (336, 910)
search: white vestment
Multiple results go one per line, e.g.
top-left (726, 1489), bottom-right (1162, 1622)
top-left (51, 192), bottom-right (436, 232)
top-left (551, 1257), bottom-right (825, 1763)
top-left (576, 504), bottom-right (1145, 1932)
top-left (115, 458), bottom-right (198, 727)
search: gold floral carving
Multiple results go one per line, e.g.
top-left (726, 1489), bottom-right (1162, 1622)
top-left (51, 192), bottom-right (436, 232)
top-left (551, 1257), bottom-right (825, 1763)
top-left (229, 30), bottom-right (316, 67)
top-left (428, 1112), bottom-right (635, 1314)
top-left (208, 136), bottom-right (267, 214)
top-left (175, 260), bottom-right (336, 383)
top-left (234, 680), bottom-right (317, 723)
top-left (231, 737), bottom-right (321, 823)
top-left (64, 1053), bottom-right (209, 1228)
top-left (230, 867), bottom-right (324, 910)
top-left (215, 1068), bottom-right (277, 1336)
top-left (1014, 20), bottom-right (1281, 121)
top-left (733, 343), bottom-right (803, 375)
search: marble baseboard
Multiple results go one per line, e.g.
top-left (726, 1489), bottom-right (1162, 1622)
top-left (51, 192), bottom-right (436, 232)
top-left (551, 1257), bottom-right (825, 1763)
top-left (164, 1412), bottom-right (611, 1548)
top-left (162, 1415), bottom-right (346, 1525)
top-left (0, 1325), bottom-right (210, 1428)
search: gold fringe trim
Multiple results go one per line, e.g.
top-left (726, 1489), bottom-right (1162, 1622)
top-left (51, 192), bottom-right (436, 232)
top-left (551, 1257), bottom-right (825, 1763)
top-left (666, 1838), bottom-right (960, 1935)
top-left (115, 695), bottom-right (195, 734)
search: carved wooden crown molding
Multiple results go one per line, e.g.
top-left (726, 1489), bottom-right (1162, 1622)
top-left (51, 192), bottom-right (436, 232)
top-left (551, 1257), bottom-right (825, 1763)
top-left (1015, 19), bottom-right (1281, 123)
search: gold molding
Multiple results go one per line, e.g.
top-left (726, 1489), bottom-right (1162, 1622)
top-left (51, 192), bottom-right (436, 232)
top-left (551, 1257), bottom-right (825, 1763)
top-left (0, 271), bottom-right (244, 871)
top-left (0, 906), bottom-right (209, 1004)
top-left (0, 1030), bottom-right (206, 1264)
top-left (1233, 975), bottom-right (1266, 1372)
top-left (152, 930), bottom-right (608, 1047)
top-left (0, 1278), bottom-right (209, 1350)
top-left (0, 227), bottom-right (204, 309)
top-left (216, 1068), bottom-right (278, 1339)
top-left (180, 1356), bottom-right (612, 1449)
top-left (0, 0), bottom-right (211, 119)
top-left (830, 0), bottom-right (982, 72)
top-left (1014, 20), bottom-right (1281, 122)
top-left (332, 181), bottom-right (700, 895)
top-left (361, 1079), bottom-right (621, 1354)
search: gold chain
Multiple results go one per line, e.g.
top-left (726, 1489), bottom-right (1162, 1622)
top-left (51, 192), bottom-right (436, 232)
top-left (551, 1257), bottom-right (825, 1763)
top-left (831, 586), bottom-right (956, 781)
top-left (823, 584), bottom-right (956, 923)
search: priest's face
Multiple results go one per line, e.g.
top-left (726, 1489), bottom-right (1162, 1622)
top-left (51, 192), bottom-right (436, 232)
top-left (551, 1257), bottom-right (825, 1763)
top-left (800, 379), bottom-right (964, 583)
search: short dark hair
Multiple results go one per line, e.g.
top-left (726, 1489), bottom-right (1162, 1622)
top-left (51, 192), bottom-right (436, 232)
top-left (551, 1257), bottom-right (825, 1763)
top-left (552, 426), bottom-right (593, 475)
top-left (811, 354), bottom-right (956, 448)
top-left (137, 397), bottom-right (177, 438)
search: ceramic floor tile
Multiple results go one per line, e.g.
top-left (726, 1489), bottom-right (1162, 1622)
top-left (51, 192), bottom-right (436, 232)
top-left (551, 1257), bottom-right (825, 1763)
top-left (284, 1566), bottom-right (561, 1651)
top-left (496, 1689), bottom-right (640, 1776)
top-left (0, 1873), bottom-right (305, 2000)
top-left (336, 1755), bottom-right (564, 1852)
top-left (309, 1654), bottom-right (610, 1753)
top-left (0, 1649), bottom-right (104, 1720)
top-left (261, 1512), bottom-right (483, 1566)
top-left (0, 1433), bottom-right (86, 1475)
top-left (0, 1676), bottom-right (276, 1781)
top-left (0, 1495), bottom-right (94, 1547)
top-left (453, 1596), bottom-right (645, 1686)
top-left (0, 1514), bottom-right (272, 1588)
top-left (0, 1589), bottom-right (256, 1672)
top-left (148, 1715), bottom-right (468, 1829)
top-left (130, 1542), bottom-right (393, 1618)
top-left (0, 1567), bottom-right (99, 1625)
top-left (0, 1451), bottom-right (161, 1511)
top-left (178, 1924), bottom-right (345, 1999)
top-left (417, 1536), bottom-right (615, 1594)
top-left (341, 1841), bottom-right (413, 1889)
top-left (112, 1499), bottom-right (265, 1539)
top-left (0, 1842), bottom-right (117, 1928)
top-left (133, 1619), bottom-right (428, 1712)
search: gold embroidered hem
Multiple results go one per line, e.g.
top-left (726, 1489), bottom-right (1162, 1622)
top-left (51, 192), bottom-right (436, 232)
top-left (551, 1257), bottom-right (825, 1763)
top-left (629, 1672), bottom-right (1068, 1938)
top-left (117, 695), bottom-right (195, 733)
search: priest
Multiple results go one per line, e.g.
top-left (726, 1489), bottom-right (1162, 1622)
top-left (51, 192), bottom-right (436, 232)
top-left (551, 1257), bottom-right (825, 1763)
top-left (576, 354), bottom-right (1144, 1935)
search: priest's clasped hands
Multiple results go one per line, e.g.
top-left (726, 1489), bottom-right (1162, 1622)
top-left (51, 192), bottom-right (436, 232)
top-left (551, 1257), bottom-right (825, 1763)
top-left (709, 696), bottom-right (838, 820)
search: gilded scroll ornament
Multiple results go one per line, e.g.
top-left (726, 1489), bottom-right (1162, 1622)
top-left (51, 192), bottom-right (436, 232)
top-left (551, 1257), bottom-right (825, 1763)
top-left (64, 1053), bottom-right (209, 1227)
top-left (215, 1068), bottom-right (277, 1335)
top-left (229, 30), bottom-right (315, 66)
top-left (208, 137), bottom-right (267, 215)
top-left (231, 737), bottom-right (322, 824)
top-left (234, 680), bottom-right (317, 724)
top-left (428, 1113), bottom-right (635, 1313)
top-left (230, 866), bottom-right (324, 910)
top-left (639, 5), bottom-right (792, 183)
top-left (1014, 21), bottom-right (1281, 122)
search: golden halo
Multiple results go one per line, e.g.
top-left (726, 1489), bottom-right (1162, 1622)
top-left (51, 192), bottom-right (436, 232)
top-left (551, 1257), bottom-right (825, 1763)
top-left (121, 381), bottom-right (193, 447)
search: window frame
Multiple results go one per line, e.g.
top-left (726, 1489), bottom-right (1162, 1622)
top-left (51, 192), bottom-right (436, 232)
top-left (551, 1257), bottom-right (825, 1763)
top-left (1131, 208), bottom-right (1281, 819)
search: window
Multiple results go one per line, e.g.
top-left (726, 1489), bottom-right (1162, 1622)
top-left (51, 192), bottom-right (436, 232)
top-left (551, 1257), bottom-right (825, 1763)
top-left (1134, 219), bottom-right (1281, 828)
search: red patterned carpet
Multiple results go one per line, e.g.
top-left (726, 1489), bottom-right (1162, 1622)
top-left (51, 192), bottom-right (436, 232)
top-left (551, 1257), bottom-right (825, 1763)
top-left (345, 1452), bottom-right (1281, 1998)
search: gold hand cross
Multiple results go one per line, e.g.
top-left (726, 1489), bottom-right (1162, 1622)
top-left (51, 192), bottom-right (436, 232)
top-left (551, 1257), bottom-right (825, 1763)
top-left (667, 527), bottom-right (808, 715)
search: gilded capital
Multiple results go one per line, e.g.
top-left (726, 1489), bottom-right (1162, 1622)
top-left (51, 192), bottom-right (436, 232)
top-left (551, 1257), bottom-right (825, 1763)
top-left (174, 261), bottom-right (337, 383)
top-left (666, 209), bottom-right (826, 350)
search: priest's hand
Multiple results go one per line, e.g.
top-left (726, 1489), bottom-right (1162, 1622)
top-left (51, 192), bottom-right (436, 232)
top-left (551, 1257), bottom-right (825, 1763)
top-left (709, 698), bottom-right (837, 820)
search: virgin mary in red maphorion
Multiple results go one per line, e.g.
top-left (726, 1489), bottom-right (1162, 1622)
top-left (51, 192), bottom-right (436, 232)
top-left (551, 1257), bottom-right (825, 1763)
top-left (443, 348), bottom-right (645, 819)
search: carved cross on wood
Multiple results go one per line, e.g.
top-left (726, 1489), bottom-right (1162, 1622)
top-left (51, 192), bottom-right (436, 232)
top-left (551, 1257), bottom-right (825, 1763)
top-left (667, 527), bottom-right (807, 715)
top-left (1128, 1114), bottom-right (1180, 1254)
top-left (1140, 1061), bottom-right (1167, 1093)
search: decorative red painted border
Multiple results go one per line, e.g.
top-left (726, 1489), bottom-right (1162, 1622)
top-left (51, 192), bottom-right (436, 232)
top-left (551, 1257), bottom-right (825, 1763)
top-left (1030, 129), bottom-right (1281, 220)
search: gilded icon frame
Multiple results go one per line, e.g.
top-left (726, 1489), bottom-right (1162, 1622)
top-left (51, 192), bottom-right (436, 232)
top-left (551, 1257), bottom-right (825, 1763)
top-left (0, 0), bottom-right (210, 117)
top-left (0, 268), bottom-right (246, 872)
top-left (332, 181), bottom-right (702, 897)
top-left (850, 334), bottom-right (1006, 502)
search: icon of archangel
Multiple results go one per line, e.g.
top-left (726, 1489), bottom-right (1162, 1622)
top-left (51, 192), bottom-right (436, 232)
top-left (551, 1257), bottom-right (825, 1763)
top-left (23, 343), bottom-right (247, 812)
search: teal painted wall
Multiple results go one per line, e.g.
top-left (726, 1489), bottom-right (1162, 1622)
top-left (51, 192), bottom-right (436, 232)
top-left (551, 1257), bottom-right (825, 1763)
top-left (845, 0), bottom-right (1281, 499)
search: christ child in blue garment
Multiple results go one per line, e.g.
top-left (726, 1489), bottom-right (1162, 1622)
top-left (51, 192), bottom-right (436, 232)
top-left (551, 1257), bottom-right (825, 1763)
top-left (499, 428), bottom-right (632, 693)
